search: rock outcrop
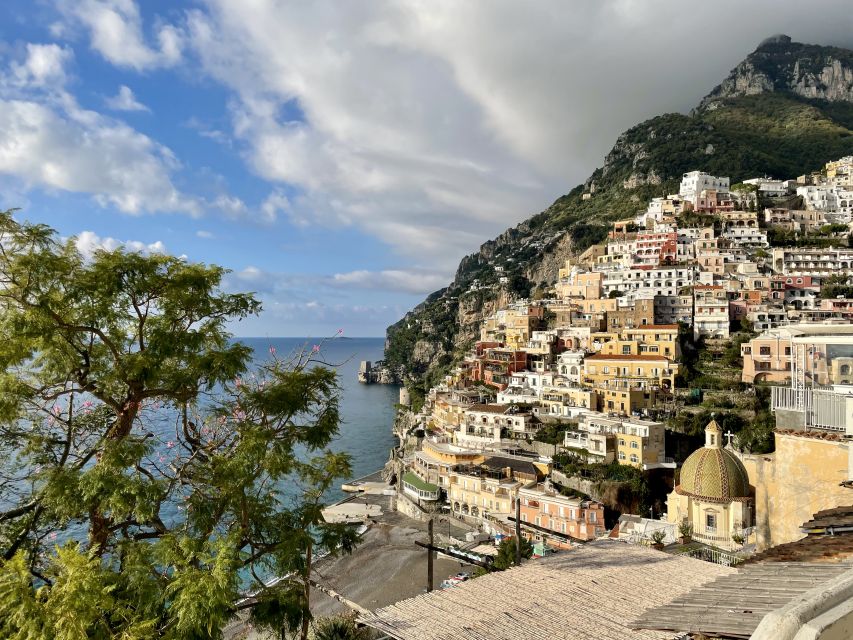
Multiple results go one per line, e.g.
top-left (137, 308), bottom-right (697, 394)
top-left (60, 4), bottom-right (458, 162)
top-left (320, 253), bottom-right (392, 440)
top-left (699, 35), bottom-right (853, 111)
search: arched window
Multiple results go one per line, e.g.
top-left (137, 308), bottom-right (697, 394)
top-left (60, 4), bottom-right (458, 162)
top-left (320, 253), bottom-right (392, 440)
top-left (630, 454), bottom-right (639, 463)
top-left (618, 451), bottom-right (626, 460)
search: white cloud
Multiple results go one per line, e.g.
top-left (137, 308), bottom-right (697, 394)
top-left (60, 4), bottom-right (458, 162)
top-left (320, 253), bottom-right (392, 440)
top-left (187, 0), bottom-right (853, 271)
top-left (331, 269), bottom-right (450, 294)
top-left (59, 0), bottom-right (184, 71)
top-left (0, 93), bottom-right (200, 215)
top-left (196, 229), bottom-right (214, 239)
top-left (74, 230), bottom-right (166, 259)
top-left (11, 43), bottom-right (73, 87)
top-left (105, 85), bottom-right (149, 112)
top-left (259, 190), bottom-right (289, 224)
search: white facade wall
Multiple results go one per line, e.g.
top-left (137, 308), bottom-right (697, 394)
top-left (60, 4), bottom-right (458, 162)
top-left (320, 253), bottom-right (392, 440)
top-left (679, 171), bottom-right (730, 202)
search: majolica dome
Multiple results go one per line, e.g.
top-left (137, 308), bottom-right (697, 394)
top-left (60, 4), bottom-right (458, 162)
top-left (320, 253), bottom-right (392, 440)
top-left (676, 420), bottom-right (751, 503)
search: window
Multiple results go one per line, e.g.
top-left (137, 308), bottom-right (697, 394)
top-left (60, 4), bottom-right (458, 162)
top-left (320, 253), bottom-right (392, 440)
top-left (521, 513), bottom-right (527, 522)
top-left (619, 438), bottom-right (626, 446)
top-left (618, 451), bottom-right (626, 460)
top-left (589, 512), bottom-right (597, 523)
top-left (706, 513), bottom-right (717, 533)
top-left (630, 441), bottom-right (639, 449)
top-left (630, 454), bottom-right (639, 463)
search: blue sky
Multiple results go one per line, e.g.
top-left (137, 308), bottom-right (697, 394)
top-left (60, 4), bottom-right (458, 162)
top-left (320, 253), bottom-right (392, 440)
top-left (0, 1), bottom-right (850, 336)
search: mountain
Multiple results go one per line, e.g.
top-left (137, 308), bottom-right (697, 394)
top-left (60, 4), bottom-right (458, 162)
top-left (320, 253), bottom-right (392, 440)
top-left (384, 36), bottom-right (853, 405)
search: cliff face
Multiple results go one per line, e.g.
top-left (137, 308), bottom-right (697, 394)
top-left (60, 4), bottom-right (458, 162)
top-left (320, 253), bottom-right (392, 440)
top-left (385, 36), bottom-right (853, 400)
top-left (699, 35), bottom-right (853, 110)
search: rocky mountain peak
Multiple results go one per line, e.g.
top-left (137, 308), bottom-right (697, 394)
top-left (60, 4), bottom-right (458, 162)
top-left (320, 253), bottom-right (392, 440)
top-left (698, 36), bottom-right (853, 111)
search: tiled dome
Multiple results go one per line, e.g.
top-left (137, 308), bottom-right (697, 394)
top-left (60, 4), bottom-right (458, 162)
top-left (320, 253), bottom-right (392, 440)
top-left (676, 420), bottom-right (751, 502)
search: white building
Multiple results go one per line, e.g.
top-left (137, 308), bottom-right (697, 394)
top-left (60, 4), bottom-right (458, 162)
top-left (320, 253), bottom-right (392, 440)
top-left (601, 266), bottom-right (697, 303)
top-left (679, 171), bottom-right (730, 205)
top-left (772, 247), bottom-right (853, 276)
top-left (797, 185), bottom-right (839, 213)
top-left (722, 226), bottom-right (769, 248)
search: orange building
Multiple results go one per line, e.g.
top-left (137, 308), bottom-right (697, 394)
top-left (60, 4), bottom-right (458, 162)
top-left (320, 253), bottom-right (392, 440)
top-left (518, 485), bottom-right (606, 547)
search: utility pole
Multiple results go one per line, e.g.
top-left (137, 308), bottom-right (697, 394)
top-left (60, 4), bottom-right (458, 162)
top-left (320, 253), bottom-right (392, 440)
top-left (427, 518), bottom-right (434, 592)
top-left (515, 497), bottom-right (522, 566)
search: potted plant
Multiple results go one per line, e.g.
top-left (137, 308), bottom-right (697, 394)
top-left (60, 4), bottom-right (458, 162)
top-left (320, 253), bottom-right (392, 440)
top-left (650, 529), bottom-right (667, 550)
top-left (731, 532), bottom-right (745, 547)
top-left (678, 521), bottom-right (693, 545)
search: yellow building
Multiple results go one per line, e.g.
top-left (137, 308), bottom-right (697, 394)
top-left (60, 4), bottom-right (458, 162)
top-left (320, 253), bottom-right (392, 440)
top-left (739, 429), bottom-right (852, 551)
top-left (412, 440), bottom-right (485, 490)
top-left (582, 353), bottom-right (678, 392)
top-left (571, 412), bottom-right (671, 469)
top-left (448, 456), bottom-right (544, 524)
top-left (554, 270), bottom-right (603, 300)
top-left (666, 421), bottom-right (753, 551)
top-left (597, 386), bottom-right (659, 415)
top-left (539, 385), bottom-right (599, 417)
top-left (620, 324), bottom-right (680, 359)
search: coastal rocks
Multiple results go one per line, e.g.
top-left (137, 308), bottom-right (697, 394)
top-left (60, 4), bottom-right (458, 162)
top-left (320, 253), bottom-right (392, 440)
top-left (358, 360), bottom-right (402, 384)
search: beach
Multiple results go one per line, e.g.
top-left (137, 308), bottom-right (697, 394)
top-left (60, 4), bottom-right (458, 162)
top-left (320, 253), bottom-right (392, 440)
top-left (223, 482), bottom-right (476, 638)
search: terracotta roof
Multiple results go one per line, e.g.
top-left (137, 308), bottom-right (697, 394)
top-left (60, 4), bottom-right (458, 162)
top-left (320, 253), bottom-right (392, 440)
top-left (360, 541), bottom-right (734, 640)
top-left (744, 535), bottom-right (853, 565)
top-left (802, 505), bottom-right (853, 531)
top-left (585, 353), bottom-right (672, 362)
top-left (465, 403), bottom-right (509, 414)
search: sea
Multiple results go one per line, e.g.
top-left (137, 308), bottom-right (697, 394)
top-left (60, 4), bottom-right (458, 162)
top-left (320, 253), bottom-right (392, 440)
top-left (4, 337), bottom-right (398, 548)
top-left (239, 336), bottom-right (399, 502)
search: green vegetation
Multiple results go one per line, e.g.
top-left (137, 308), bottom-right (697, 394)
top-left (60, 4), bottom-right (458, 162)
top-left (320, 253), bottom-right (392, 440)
top-left (768, 225), bottom-right (850, 248)
top-left (491, 537), bottom-right (534, 571)
top-left (819, 274), bottom-right (853, 299)
top-left (0, 212), bottom-right (358, 640)
top-left (314, 616), bottom-right (372, 640)
top-left (534, 423), bottom-right (567, 445)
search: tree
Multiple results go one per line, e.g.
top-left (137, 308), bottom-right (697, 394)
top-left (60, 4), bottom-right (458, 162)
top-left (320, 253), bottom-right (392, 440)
top-left (491, 537), bottom-right (533, 570)
top-left (314, 616), bottom-right (371, 640)
top-left (0, 212), bottom-right (358, 639)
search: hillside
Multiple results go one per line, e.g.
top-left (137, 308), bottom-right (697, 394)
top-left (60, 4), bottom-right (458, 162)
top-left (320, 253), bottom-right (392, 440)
top-left (384, 36), bottom-right (853, 404)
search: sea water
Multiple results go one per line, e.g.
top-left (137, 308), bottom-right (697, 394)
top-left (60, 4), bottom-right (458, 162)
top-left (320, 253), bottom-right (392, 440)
top-left (239, 336), bottom-right (399, 502)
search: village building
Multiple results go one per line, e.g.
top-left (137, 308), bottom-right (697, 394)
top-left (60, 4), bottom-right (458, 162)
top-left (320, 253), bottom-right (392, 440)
top-left (563, 411), bottom-right (672, 469)
top-left (517, 484), bottom-right (606, 546)
top-left (772, 247), bottom-right (853, 276)
top-left (693, 284), bottom-right (730, 339)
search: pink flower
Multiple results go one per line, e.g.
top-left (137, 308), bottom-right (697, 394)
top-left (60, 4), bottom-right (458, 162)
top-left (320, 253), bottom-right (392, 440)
top-left (336, 328), bottom-right (344, 335)
top-left (49, 532), bottom-right (57, 541)
top-left (312, 344), bottom-right (321, 353)
top-left (269, 346), bottom-right (276, 355)
top-left (52, 405), bottom-right (62, 416)
top-left (166, 441), bottom-right (174, 449)
top-left (83, 400), bottom-right (93, 409)
top-left (234, 377), bottom-right (242, 388)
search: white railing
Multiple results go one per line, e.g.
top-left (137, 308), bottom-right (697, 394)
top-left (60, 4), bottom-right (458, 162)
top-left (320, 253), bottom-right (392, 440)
top-left (676, 546), bottom-right (744, 567)
top-left (771, 386), bottom-right (848, 432)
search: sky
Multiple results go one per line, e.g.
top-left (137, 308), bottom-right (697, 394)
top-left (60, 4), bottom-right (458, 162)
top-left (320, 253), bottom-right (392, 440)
top-left (0, 1), bottom-right (851, 337)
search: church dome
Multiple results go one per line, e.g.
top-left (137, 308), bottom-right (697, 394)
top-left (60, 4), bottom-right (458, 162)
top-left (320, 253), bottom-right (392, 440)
top-left (676, 420), bottom-right (751, 502)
